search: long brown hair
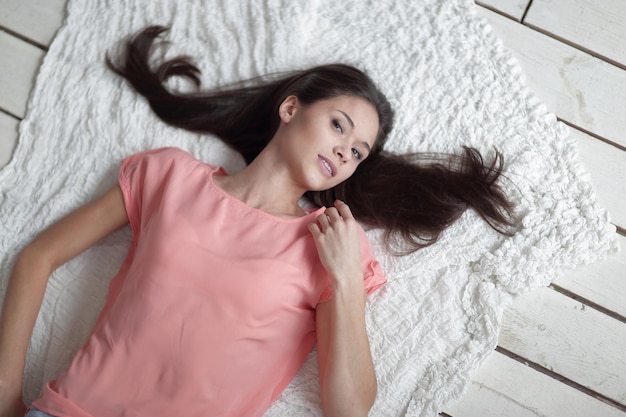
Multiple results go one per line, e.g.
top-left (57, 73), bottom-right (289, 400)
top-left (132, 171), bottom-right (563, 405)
top-left (107, 26), bottom-right (515, 253)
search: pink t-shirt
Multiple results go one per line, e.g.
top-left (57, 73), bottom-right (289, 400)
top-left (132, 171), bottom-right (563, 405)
top-left (33, 147), bottom-right (386, 417)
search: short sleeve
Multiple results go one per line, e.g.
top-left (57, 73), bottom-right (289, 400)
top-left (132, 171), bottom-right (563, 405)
top-left (317, 225), bottom-right (387, 304)
top-left (118, 147), bottom-right (191, 239)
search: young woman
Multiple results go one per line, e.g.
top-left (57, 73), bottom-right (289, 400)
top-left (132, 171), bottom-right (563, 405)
top-left (0, 27), bottom-right (514, 417)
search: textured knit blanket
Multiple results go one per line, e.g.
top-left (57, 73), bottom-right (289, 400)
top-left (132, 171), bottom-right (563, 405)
top-left (0, 0), bottom-right (618, 416)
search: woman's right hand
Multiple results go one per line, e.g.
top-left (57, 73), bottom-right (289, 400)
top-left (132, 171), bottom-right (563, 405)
top-left (0, 185), bottom-right (129, 417)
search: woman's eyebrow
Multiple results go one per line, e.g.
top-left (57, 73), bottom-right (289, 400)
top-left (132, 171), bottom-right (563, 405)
top-left (338, 110), bottom-right (355, 128)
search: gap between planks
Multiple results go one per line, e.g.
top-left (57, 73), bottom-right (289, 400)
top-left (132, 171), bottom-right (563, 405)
top-left (476, 3), bottom-right (626, 151)
top-left (523, 22), bottom-right (626, 72)
top-left (500, 286), bottom-right (626, 406)
top-left (495, 346), bottom-right (626, 413)
top-left (443, 346), bottom-right (626, 417)
top-left (520, 0), bottom-right (533, 22)
top-left (549, 283), bottom-right (626, 325)
top-left (443, 349), bottom-right (626, 417)
top-left (475, 2), bottom-right (626, 72)
top-left (0, 106), bottom-right (21, 121)
top-left (0, 25), bottom-right (47, 51)
top-left (560, 119), bottom-right (626, 153)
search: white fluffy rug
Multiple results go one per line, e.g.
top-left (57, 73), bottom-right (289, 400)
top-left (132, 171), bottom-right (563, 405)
top-left (0, 0), bottom-right (618, 415)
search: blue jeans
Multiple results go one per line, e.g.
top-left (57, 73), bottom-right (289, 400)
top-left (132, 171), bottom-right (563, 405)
top-left (25, 408), bottom-right (56, 417)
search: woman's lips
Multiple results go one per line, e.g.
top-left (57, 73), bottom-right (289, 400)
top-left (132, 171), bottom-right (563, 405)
top-left (318, 155), bottom-right (336, 177)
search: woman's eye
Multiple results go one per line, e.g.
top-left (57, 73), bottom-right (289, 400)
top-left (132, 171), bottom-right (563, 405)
top-left (352, 148), bottom-right (362, 160)
top-left (332, 119), bottom-right (344, 134)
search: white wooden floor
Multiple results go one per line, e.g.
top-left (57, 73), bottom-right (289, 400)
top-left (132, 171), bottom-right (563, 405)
top-left (0, 1), bottom-right (624, 416)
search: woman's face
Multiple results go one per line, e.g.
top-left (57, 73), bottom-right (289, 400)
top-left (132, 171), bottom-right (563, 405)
top-left (275, 95), bottom-right (379, 191)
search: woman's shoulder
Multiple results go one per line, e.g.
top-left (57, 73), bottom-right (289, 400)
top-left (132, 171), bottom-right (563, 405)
top-left (127, 147), bottom-right (223, 171)
top-left (119, 147), bottom-right (227, 192)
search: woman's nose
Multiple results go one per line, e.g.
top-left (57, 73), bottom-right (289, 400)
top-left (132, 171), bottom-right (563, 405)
top-left (334, 145), bottom-right (351, 163)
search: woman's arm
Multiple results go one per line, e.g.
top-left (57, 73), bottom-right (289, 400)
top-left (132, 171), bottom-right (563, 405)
top-left (0, 185), bottom-right (128, 415)
top-left (316, 295), bottom-right (376, 417)
top-left (309, 201), bottom-right (377, 417)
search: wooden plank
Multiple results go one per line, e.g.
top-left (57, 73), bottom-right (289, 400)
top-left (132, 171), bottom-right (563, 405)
top-left (444, 351), bottom-right (626, 417)
top-left (525, 0), bottom-right (626, 68)
top-left (553, 233), bottom-right (626, 320)
top-left (475, 0), bottom-right (530, 21)
top-left (570, 128), bottom-right (626, 229)
top-left (0, 0), bottom-right (67, 47)
top-left (475, 6), bottom-right (626, 149)
top-left (499, 287), bottom-right (626, 405)
top-left (0, 112), bottom-right (19, 169)
top-left (0, 30), bottom-right (44, 118)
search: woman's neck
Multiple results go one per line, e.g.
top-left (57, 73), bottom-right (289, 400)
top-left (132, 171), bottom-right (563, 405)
top-left (213, 148), bottom-right (308, 219)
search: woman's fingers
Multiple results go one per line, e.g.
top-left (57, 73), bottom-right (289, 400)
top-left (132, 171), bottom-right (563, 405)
top-left (315, 210), bottom-right (331, 231)
top-left (334, 200), bottom-right (354, 220)
top-left (312, 201), bottom-right (354, 234)
top-left (308, 221), bottom-right (322, 237)
top-left (325, 206), bottom-right (342, 223)
top-left (308, 200), bottom-right (362, 281)
top-left (324, 200), bottom-right (353, 224)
